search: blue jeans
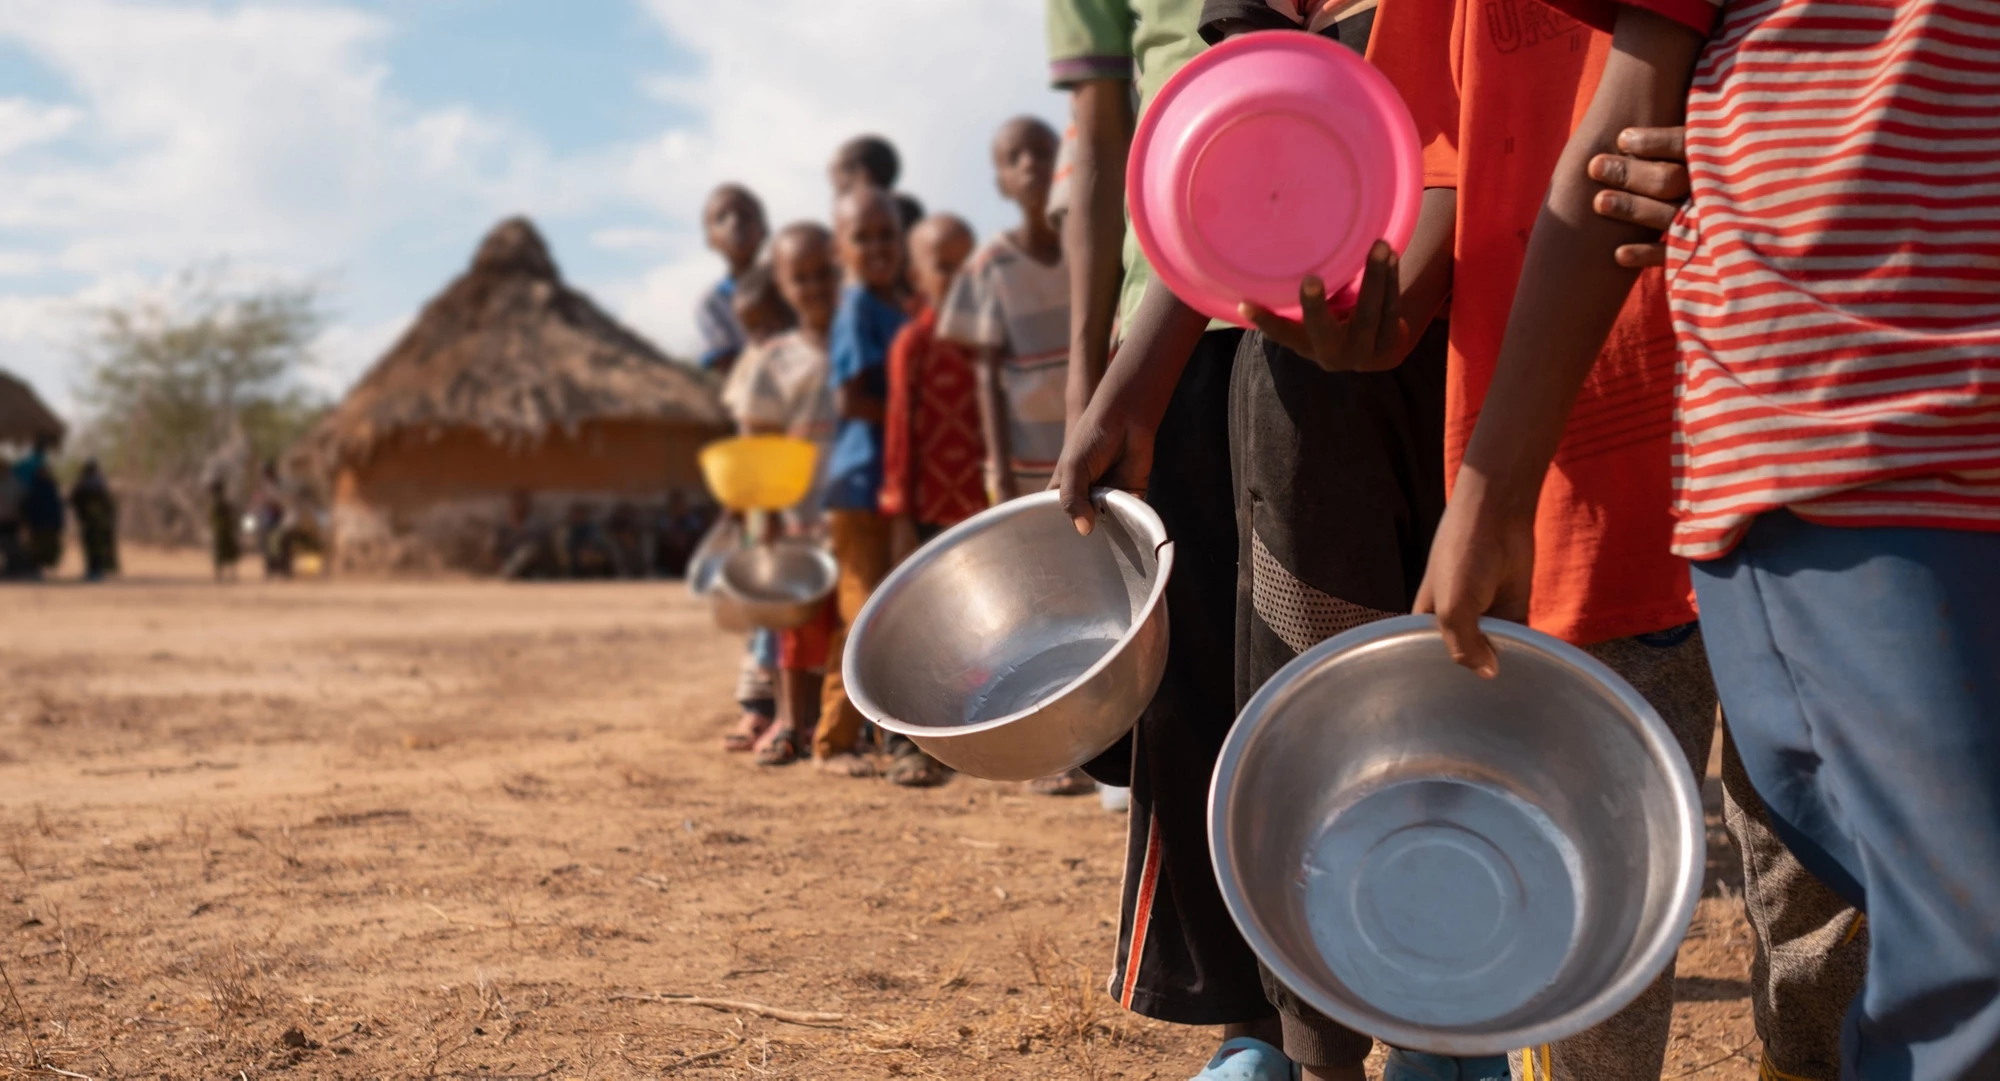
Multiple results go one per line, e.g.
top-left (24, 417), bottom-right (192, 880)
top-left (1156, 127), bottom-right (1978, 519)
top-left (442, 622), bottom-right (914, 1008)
top-left (1692, 511), bottom-right (2000, 1080)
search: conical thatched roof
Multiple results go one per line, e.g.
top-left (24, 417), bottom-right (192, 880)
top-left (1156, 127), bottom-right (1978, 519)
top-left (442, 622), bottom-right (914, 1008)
top-left (0, 369), bottom-right (64, 447)
top-left (309, 217), bottom-right (726, 466)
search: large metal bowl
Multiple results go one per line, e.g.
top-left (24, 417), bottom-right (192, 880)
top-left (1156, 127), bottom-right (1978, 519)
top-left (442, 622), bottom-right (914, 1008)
top-left (1210, 616), bottom-right (1703, 1055)
top-left (842, 490), bottom-right (1172, 781)
top-left (712, 542), bottom-right (838, 632)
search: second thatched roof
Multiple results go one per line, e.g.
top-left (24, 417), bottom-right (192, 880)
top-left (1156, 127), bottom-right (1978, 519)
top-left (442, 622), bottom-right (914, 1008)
top-left (0, 369), bottom-right (65, 448)
top-left (309, 217), bottom-right (726, 467)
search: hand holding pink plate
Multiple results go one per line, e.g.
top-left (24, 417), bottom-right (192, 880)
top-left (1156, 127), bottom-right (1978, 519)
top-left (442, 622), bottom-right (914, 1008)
top-left (1128, 32), bottom-right (1424, 326)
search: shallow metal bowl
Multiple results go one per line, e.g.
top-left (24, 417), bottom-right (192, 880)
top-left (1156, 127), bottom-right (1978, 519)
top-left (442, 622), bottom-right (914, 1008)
top-left (1210, 616), bottom-right (1704, 1055)
top-left (842, 490), bottom-right (1172, 781)
top-left (712, 542), bottom-right (838, 632)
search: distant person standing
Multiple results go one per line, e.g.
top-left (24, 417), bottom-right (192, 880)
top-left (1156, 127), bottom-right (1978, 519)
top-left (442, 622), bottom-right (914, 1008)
top-left (67, 459), bottom-right (118, 582)
top-left (941, 116), bottom-right (1070, 503)
top-left (815, 188), bottom-right (908, 778)
top-left (0, 460), bottom-right (28, 579)
top-left (696, 184), bottom-right (771, 376)
top-left (253, 460), bottom-right (291, 578)
top-left (209, 479), bottom-right (241, 583)
top-left (18, 438), bottom-right (64, 573)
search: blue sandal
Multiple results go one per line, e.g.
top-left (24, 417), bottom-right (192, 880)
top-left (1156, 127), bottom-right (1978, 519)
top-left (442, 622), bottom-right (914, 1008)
top-left (1190, 1037), bottom-right (1301, 1081)
top-left (1382, 1049), bottom-right (1512, 1081)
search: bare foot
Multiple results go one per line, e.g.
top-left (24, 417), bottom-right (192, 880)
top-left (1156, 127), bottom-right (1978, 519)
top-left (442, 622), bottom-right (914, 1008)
top-left (814, 752), bottom-right (876, 778)
top-left (723, 710), bottom-right (773, 752)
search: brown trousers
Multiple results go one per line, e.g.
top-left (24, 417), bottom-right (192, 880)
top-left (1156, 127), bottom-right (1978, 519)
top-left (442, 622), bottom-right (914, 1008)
top-left (812, 509), bottom-right (891, 760)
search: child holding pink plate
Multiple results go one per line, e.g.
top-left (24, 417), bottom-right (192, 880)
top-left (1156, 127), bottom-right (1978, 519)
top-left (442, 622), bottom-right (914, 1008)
top-left (1052, 9), bottom-right (1475, 1081)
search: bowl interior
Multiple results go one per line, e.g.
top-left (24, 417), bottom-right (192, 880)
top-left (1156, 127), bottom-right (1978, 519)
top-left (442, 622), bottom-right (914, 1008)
top-left (1216, 622), bottom-right (1698, 1049)
top-left (850, 496), bottom-right (1161, 733)
top-left (720, 544), bottom-right (835, 604)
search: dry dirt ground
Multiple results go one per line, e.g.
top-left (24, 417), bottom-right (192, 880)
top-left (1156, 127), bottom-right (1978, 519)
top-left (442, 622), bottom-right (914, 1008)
top-left (0, 547), bottom-right (1761, 1080)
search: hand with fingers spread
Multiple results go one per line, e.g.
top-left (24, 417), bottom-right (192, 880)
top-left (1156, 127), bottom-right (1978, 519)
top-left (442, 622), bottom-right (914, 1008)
top-left (1238, 241), bottom-right (1412, 372)
top-left (1588, 126), bottom-right (1689, 269)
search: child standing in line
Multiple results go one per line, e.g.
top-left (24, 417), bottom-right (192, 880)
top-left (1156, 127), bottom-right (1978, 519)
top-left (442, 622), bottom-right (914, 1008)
top-left (1057, 5), bottom-right (1456, 1076)
top-left (718, 261), bottom-right (798, 755)
top-left (941, 116), bottom-right (1072, 503)
top-left (815, 188), bottom-right (908, 778)
top-left (881, 214), bottom-right (983, 559)
top-left (695, 184), bottom-right (770, 375)
top-left (1270, 2), bottom-right (1866, 1078)
top-left (1419, 3), bottom-right (2000, 1077)
top-left (734, 223), bottom-right (842, 768)
top-left (209, 479), bottom-right (241, 583)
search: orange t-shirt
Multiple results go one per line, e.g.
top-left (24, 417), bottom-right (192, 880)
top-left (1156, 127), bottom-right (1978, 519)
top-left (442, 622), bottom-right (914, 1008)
top-left (1366, 0), bottom-right (1695, 646)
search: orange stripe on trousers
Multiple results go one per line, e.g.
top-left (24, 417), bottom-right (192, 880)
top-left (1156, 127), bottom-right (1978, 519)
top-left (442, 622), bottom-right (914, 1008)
top-left (1119, 812), bottom-right (1163, 1010)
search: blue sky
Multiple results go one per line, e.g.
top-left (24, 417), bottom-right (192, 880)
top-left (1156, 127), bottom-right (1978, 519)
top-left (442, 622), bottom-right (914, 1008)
top-left (0, 0), bottom-right (1062, 416)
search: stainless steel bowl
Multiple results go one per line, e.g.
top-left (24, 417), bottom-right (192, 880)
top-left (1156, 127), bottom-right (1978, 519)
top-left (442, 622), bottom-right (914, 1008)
top-left (842, 490), bottom-right (1172, 781)
top-left (712, 542), bottom-right (838, 632)
top-left (1210, 616), bottom-right (1704, 1055)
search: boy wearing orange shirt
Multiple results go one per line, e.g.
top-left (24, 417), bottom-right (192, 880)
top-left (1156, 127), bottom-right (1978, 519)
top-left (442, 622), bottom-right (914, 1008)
top-left (1346, 2), bottom-right (1866, 1078)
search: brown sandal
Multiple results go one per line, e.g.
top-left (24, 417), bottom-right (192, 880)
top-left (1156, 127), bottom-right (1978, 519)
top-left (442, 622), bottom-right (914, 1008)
top-left (1030, 768), bottom-right (1096, 797)
top-left (724, 710), bottom-right (774, 752)
top-left (753, 724), bottom-right (799, 766)
top-left (887, 748), bottom-right (948, 788)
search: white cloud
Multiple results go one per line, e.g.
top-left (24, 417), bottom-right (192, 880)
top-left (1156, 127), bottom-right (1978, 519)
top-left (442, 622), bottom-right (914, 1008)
top-left (0, 0), bottom-right (1064, 420)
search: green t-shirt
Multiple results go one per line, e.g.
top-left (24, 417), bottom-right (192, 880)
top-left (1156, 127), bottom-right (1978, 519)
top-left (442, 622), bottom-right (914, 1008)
top-left (1046, 0), bottom-right (1210, 329)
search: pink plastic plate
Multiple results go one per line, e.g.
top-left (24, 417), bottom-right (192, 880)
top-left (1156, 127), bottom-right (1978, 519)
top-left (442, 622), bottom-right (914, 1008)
top-left (1128, 31), bottom-right (1424, 326)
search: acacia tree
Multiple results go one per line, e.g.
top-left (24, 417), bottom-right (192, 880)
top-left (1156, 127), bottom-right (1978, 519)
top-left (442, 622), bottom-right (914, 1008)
top-left (75, 274), bottom-right (330, 543)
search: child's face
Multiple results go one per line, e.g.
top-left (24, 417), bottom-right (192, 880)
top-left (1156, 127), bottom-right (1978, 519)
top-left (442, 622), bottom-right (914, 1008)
top-left (773, 233), bottom-right (839, 333)
top-left (828, 161), bottom-right (870, 198)
top-left (704, 189), bottom-right (767, 269)
top-left (994, 123), bottom-right (1058, 221)
top-left (910, 219), bottom-right (974, 308)
top-left (836, 192), bottom-right (904, 293)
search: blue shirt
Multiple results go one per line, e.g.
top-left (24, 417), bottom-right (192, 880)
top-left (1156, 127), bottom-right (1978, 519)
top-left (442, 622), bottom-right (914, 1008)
top-left (824, 285), bottom-right (907, 511)
top-left (695, 276), bottom-right (744, 371)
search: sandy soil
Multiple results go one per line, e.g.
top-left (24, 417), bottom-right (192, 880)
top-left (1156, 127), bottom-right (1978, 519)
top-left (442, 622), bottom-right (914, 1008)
top-left (0, 548), bottom-right (1761, 1079)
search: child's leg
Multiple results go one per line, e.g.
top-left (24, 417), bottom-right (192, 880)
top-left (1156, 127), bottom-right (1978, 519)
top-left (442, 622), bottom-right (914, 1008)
top-left (1518, 631), bottom-right (1860, 1081)
top-left (814, 509), bottom-right (891, 765)
top-left (1693, 510), bottom-right (2000, 1080)
top-left (1103, 330), bottom-right (1281, 1034)
top-left (1720, 726), bottom-right (1867, 1081)
top-left (1230, 324), bottom-right (1450, 1075)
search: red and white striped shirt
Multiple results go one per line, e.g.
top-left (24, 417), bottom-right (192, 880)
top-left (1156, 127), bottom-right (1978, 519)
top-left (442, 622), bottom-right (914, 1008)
top-left (1551, 0), bottom-right (2000, 558)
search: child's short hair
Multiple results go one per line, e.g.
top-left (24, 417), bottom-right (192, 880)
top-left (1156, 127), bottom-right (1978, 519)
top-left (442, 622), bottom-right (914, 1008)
top-left (731, 262), bottom-right (796, 338)
top-left (833, 135), bottom-right (900, 191)
top-left (892, 193), bottom-right (925, 233)
top-left (704, 183), bottom-right (765, 226)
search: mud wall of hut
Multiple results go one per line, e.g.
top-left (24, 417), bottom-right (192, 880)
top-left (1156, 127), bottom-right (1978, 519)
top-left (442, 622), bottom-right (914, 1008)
top-left (331, 419), bottom-right (719, 572)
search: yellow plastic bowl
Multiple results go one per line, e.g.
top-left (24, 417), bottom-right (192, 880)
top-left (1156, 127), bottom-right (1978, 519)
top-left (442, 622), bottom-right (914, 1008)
top-left (699, 435), bottom-right (819, 511)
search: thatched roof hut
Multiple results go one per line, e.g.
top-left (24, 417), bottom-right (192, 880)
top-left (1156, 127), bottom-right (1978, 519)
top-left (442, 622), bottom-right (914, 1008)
top-left (0, 369), bottom-right (65, 448)
top-left (307, 217), bottom-right (729, 571)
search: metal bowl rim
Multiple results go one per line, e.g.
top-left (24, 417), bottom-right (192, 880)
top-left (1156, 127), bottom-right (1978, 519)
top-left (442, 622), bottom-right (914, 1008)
top-left (1205, 614), bottom-right (1706, 1055)
top-left (714, 541), bottom-right (839, 606)
top-left (843, 489), bottom-right (1174, 739)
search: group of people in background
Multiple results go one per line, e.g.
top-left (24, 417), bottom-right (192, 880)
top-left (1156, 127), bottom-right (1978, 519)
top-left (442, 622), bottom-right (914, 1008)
top-left (698, 0), bottom-right (2000, 1079)
top-left (696, 124), bottom-right (1097, 796)
top-left (0, 437), bottom-right (118, 582)
top-left (206, 461), bottom-right (326, 583)
top-left (491, 488), bottom-right (716, 582)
